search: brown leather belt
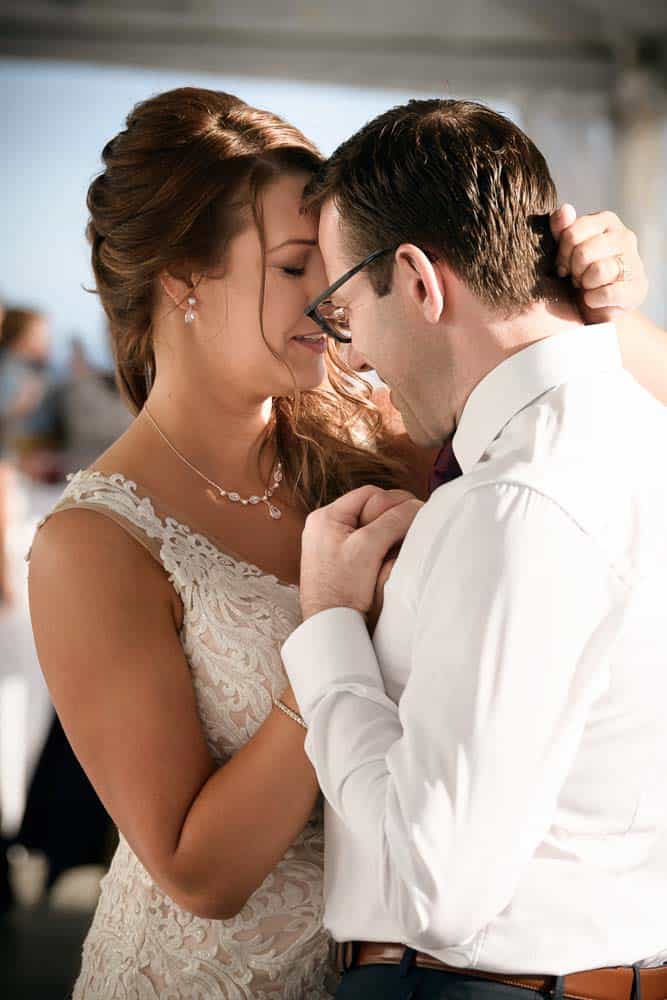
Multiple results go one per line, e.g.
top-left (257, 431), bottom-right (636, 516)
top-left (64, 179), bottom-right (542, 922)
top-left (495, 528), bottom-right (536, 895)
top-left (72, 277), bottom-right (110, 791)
top-left (334, 941), bottom-right (667, 1000)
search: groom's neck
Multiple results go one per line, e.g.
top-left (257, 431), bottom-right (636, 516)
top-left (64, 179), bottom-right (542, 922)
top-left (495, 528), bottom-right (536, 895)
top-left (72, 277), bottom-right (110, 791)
top-left (448, 294), bottom-right (591, 430)
top-left (483, 293), bottom-right (586, 358)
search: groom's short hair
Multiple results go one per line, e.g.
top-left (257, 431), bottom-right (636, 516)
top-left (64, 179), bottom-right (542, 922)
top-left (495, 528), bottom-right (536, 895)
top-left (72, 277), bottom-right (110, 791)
top-left (304, 99), bottom-right (564, 315)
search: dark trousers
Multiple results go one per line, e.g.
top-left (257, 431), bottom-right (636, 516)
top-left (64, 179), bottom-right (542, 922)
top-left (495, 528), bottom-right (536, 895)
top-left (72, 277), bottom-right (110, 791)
top-left (0, 833), bottom-right (12, 914)
top-left (16, 711), bottom-right (115, 888)
top-left (336, 961), bottom-right (563, 1000)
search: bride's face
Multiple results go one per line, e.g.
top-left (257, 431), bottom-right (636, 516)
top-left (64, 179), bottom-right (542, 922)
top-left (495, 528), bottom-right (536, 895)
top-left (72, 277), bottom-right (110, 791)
top-left (174, 172), bottom-right (331, 403)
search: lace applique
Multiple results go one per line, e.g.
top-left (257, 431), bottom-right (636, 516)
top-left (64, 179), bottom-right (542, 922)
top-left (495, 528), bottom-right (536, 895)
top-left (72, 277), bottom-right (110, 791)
top-left (40, 471), bottom-right (335, 998)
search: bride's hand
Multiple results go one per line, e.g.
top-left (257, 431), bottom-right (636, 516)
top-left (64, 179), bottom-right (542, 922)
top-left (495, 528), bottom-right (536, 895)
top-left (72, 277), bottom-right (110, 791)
top-left (550, 204), bottom-right (648, 324)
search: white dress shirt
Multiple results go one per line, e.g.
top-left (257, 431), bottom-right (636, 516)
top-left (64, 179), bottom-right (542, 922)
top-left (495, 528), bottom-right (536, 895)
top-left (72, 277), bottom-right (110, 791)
top-left (282, 323), bottom-right (667, 975)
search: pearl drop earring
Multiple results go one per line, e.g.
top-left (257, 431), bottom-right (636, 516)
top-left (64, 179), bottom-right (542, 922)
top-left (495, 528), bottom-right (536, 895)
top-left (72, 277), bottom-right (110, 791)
top-left (184, 296), bottom-right (196, 325)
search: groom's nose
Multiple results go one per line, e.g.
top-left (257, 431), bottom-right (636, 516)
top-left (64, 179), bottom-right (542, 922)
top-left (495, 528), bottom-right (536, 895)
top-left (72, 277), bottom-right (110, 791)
top-left (341, 344), bottom-right (373, 372)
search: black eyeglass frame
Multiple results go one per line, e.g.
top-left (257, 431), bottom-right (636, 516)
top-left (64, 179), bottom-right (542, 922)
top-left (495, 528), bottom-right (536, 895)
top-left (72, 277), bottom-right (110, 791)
top-left (304, 246), bottom-right (397, 344)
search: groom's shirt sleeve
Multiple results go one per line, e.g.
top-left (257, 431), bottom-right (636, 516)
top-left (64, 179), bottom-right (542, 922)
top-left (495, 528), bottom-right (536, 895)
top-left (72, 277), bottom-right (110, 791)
top-left (281, 482), bottom-right (618, 949)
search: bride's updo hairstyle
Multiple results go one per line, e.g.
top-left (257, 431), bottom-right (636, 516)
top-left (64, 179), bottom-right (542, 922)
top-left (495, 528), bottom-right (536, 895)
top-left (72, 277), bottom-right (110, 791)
top-left (86, 87), bottom-right (409, 510)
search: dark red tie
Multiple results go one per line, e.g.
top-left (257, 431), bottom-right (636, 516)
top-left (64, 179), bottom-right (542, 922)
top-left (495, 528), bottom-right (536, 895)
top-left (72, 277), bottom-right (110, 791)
top-left (428, 441), bottom-right (462, 495)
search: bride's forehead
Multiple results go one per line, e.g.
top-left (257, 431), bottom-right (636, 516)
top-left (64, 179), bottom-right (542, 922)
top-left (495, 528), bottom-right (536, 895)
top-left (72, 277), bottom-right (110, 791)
top-left (261, 179), bottom-right (318, 231)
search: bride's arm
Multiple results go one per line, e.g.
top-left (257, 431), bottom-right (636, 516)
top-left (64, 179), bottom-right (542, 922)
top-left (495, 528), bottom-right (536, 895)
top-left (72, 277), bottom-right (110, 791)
top-left (551, 205), bottom-right (667, 404)
top-left (28, 510), bottom-right (318, 921)
top-left (614, 311), bottom-right (667, 405)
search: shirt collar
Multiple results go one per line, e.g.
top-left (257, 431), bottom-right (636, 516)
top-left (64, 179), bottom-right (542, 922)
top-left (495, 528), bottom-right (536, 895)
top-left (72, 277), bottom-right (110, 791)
top-left (452, 323), bottom-right (621, 473)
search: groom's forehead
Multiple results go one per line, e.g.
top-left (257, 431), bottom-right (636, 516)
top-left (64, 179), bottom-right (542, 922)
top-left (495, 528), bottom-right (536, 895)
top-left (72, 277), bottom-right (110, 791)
top-left (318, 199), bottom-right (347, 279)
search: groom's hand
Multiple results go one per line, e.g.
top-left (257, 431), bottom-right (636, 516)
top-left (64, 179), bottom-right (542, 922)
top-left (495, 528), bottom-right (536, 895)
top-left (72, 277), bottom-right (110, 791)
top-left (299, 486), bottom-right (422, 621)
top-left (367, 555), bottom-right (398, 636)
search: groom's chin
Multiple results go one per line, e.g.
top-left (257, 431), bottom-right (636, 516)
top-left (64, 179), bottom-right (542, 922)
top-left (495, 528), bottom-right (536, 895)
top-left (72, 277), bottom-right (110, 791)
top-left (401, 413), bottom-right (439, 449)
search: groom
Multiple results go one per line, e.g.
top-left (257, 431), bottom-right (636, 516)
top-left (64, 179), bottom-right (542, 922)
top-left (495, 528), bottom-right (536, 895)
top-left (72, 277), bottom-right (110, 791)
top-left (280, 99), bottom-right (667, 998)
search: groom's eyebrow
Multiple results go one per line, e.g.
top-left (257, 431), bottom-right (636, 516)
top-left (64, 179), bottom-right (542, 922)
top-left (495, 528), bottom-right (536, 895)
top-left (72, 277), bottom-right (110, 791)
top-left (267, 238), bottom-right (318, 252)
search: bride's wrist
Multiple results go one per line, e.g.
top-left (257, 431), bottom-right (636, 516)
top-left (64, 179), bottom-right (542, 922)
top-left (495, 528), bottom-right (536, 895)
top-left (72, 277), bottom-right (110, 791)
top-left (279, 686), bottom-right (300, 714)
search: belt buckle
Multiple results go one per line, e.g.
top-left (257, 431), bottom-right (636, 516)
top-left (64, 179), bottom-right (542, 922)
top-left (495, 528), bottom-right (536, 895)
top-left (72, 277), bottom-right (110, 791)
top-left (334, 941), bottom-right (358, 973)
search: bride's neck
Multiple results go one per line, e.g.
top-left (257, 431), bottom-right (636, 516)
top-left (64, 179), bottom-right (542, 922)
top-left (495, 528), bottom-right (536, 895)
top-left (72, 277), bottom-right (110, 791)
top-left (142, 376), bottom-right (276, 487)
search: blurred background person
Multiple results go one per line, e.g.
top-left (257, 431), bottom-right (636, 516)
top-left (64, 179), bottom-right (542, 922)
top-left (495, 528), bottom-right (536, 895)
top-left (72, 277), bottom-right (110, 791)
top-left (0, 311), bottom-right (124, 922)
top-left (0, 306), bottom-right (56, 916)
top-left (58, 334), bottom-right (132, 475)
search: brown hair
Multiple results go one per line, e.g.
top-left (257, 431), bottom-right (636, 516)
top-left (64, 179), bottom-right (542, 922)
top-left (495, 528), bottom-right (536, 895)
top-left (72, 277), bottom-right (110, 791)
top-left (86, 87), bottom-right (409, 511)
top-left (0, 308), bottom-right (44, 354)
top-left (305, 98), bottom-right (565, 314)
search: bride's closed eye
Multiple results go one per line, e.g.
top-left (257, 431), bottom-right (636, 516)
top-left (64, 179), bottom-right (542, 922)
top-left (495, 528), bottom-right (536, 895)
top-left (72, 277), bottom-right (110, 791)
top-left (281, 267), bottom-right (306, 278)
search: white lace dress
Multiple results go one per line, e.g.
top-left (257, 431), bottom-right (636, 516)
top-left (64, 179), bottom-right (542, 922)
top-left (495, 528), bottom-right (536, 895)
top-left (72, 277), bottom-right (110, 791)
top-left (30, 469), bottom-right (337, 1000)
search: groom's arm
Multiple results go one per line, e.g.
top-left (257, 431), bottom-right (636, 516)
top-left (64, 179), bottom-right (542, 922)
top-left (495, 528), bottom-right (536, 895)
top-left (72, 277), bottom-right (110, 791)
top-left (282, 484), bottom-right (616, 950)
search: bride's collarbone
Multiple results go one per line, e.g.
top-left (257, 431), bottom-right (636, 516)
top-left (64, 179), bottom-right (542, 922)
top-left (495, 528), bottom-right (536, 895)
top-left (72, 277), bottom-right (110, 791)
top-left (204, 508), bottom-right (304, 587)
top-left (154, 493), bottom-right (305, 588)
top-left (90, 451), bottom-right (305, 587)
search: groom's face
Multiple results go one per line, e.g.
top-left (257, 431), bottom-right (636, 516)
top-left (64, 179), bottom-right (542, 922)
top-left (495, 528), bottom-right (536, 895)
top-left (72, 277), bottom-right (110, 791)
top-left (317, 199), bottom-right (448, 448)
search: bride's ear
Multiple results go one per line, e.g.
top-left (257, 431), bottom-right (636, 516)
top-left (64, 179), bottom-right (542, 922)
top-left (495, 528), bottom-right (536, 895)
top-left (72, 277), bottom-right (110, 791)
top-left (394, 245), bottom-right (445, 324)
top-left (159, 271), bottom-right (190, 312)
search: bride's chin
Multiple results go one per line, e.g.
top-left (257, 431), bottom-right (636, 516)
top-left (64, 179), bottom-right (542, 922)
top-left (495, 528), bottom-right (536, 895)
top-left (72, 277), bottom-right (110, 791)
top-left (293, 358), bottom-right (328, 391)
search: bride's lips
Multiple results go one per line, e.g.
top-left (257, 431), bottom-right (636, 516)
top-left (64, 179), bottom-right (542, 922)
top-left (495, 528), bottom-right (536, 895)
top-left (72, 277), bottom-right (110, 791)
top-left (291, 334), bottom-right (327, 355)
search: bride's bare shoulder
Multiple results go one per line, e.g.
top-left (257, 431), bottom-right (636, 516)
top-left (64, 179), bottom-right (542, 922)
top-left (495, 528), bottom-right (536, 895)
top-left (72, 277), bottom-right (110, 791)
top-left (28, 504), bottom-right (180, 635)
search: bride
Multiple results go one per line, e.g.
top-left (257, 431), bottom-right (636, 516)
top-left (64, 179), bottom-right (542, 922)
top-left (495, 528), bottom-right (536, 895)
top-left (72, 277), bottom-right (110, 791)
top-left (27, 86), bottom-right (662, 998)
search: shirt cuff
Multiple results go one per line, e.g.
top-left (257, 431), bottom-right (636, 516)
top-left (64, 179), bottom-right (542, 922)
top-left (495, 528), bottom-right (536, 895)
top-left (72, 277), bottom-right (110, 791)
top-left (281, 607), bottom-right (384, 721)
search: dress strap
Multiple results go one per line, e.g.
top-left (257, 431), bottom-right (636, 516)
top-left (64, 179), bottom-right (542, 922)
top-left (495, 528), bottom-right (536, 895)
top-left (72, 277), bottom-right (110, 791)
top-left (25, 470), bottom-right (165, 567)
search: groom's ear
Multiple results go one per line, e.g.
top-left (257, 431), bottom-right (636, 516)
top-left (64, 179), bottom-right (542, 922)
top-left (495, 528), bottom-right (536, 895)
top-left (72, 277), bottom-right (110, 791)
top-left (394, 244), bottom-right (445, 324)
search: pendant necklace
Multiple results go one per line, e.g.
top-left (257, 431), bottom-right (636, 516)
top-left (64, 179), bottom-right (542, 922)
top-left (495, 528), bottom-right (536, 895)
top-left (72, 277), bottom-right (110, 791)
top-left (143, 405), bottom-right (283, 520)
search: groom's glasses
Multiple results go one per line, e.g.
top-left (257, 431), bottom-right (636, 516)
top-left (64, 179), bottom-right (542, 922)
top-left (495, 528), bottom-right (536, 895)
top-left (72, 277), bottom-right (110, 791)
top-left (305, 247), bottom-right (397, 345)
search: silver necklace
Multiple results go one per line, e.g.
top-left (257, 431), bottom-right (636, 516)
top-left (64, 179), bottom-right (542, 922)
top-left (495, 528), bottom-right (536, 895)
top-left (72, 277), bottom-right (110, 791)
top-left (143, 405), bottom-right (283, 520)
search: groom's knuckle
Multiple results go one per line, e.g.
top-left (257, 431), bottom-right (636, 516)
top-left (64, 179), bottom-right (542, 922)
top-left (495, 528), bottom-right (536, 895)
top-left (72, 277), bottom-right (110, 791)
top-left (304, 509), bottom-right (323, 533)
top-left (385, 503), bottom-right (415, 534)
top-left (403, 497), bottom-right (423, 514)
top-left (362, 494), bottom-right (388, 524)
top-left (345, 535), bottom-right (368, 566)
top-left (387, 488), bottom-right (415, 502)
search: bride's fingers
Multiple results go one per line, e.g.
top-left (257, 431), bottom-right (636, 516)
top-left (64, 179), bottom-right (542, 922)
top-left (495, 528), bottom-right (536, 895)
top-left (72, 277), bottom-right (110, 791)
top-left (579, 256), bottom-right (624, 291)
top-left (570, 233), bottom-right (621, 286)
top-left (581, 281), bottom-right (639, 311)
top-left (555, 210), bottom-right (622, 278)
top-left (549, 202), bottom-right (577, 243)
